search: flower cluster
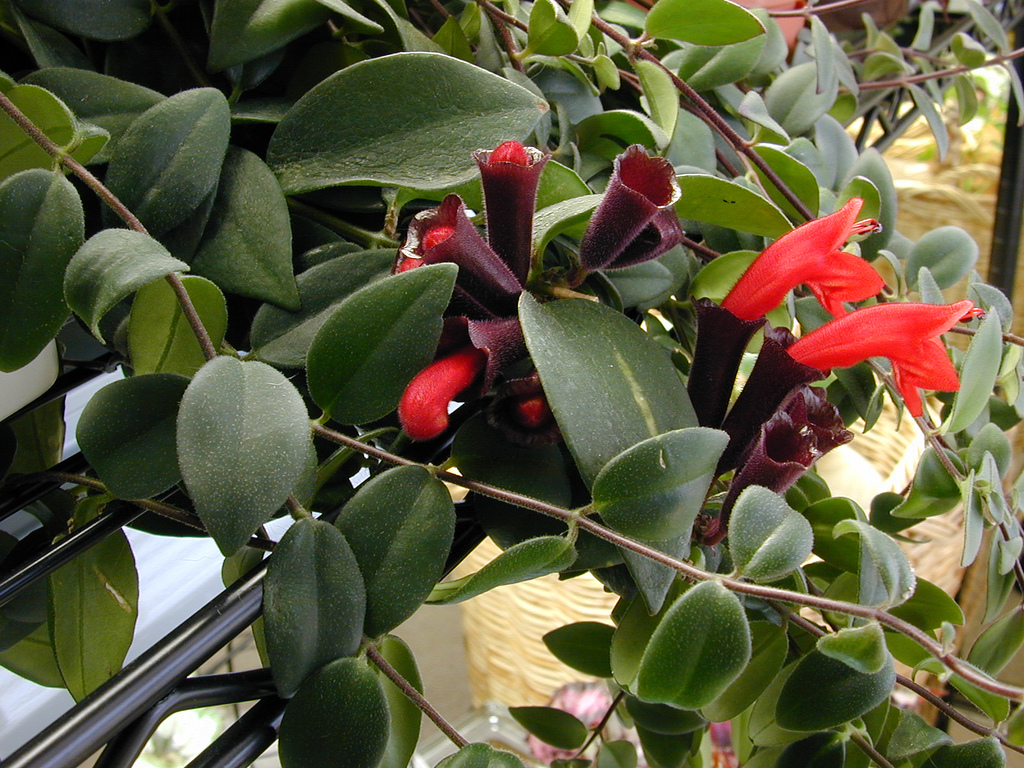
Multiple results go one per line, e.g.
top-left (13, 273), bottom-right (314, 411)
top-left (396, 142), bottom-right (683, 442)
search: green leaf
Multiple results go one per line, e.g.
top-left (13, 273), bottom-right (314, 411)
top-left (752, 145), bottom-right (820, 220)
top-left (191, 147), bottom-right (298, 310)
top-left (943, 312), bottom-right (1003, 434)
top-left (128, 276), bottom-right (228, 378)
top-left (592, 428), bottom-right (726, 540)
top-left (635, 580), bottom-right (751, 709)
top-left (524, 0), bottom-right (578, 56)
top-left (623, 697), bottom-right (705, 735)
top-left (729, 486), bottom-right (813, 583)
top-left (510, 706), bottom-right (588, 750)
top-left (374, 636), bottom-right (422, 768)
top-left (567, 0), bottom-right (594, 38)
top-left (76, 374), bottom-right (188, 500)
top-left (0, 621), bottom-right (64, 689)
top-left (533, 195), bottom-right (603, 255)
top-left (306, 263), bottom-right (456, 424)
top-left (674, 176), bottom-right (792, 238)
top-left (279, 656), bottom-right (390, 768)
top-left (427, 535), bottom-right (576, 604)
top-left (64, 230), bottom-right (189, 341)
top-left (924, 737), bottom-right (1005, 768)
top-left (702, 621), bottom-right (787, 722)
top-left (967, 607), bottom-right (1024, 675)
top-left (775, 650), bottom-right (895, 731)
top-left (891, 448), bottom-right (962, 519)
top-left (102, 88), bottom-right (231, 237)
top-left (763, 62), bottom-right (836, 137)
top-left (250, 250), bottom-right (395, 368)
top-left (840, 149), bottom-right (895, 258)
top-left (886, 709), bottom-right (951, 760)
top-left (0, 169), bottom-right (83, 371)
top-left (16, 0), bottom-right (150, 41)
top-left (0, 84), bottom-right (78, 182)
top-left (50, 529), bottom-right (138, 701)
top-left (645, 0), bottom-right (764, 45)
top-left (268, 53), bottom-right (548, 192)
top-left (669, 36), bottom-right (768, 93)
top-left (520, 295), bottom-right (696, 486)
top-left (888, 577), bottom-right (965, 631)
top-left (949, 667), bottom-right (1010, 723)
top-left (435, 743), bottom-right (527, 768)
top-left (334, 465), bottom-right (454, 637)
top-left (611, 593), bottom-right (663, 688)
top-left (177, 357), bottom-right (312, 555)
top-left (543, 622), bottom-right (615, 678)
top-left (264, 518), bottom-right (366, 697)
top-left (816, 623), bottom-right (889, 675)
top-left (576, 111), bottom-right (668, 157)
top-left (633, 60), bottom-right (677, 139)
top-left (775, 732), bottom-right (845, 768)
top-left (834, 519), bottom-right (916, 607)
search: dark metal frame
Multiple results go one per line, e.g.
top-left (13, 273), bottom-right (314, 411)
top-left (2, 13), bottom-right (1023, 766)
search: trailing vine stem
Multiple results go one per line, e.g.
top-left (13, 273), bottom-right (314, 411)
top-left (0, 89), bottom-right (219, 362)
top-left (311, 423), bottom-right (1024, 701)
top-left (858, 45), bottom-right (1024, 90)
top-left (771, 0), bottom-right (886, 16)
top-left (572, 688), bottom-right (627, 758)
top-left (364, 643), bottom-right (470, 749)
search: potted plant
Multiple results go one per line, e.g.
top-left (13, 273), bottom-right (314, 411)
top-left (1, 0), bottom-right (1022, 767)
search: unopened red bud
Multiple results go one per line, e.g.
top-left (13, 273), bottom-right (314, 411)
top-left (395, 256), bottom-right (422, 273)
top-left (399, 347), bottom-right (487, 441)
top-left (490, 141), bottom-right (530, 166)
top-left (513, 395), bottom-right (552, 430)
top-left (422, 224), bottom-right (455, 251)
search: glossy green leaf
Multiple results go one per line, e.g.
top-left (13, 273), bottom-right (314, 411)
top-left (76, 374), bottom-right (188, 500)
top-left (738, 91), bottom-right (790, 143)
top-left (966, 423), bottom-right (1013, 476)
top-left (669, 36), bottom-right (767, 93)
top-left (674, 176), bottom-right (792, 238)
top-left (752, 145), bottom-right (820, 220)
top-left (775, 732), bottom-right (844, 768)
top-left (619, 535), bottom-right (689, 616)
top-left (435, 743), bottom-right (527, 768)
top-left (624, 697), bottom-right (705, 735)
top-left (533, 195), bottom-right (602, 255)
top-left (264, 518), bottom-right (366, 697)
top-left (764, 62), bottom-right (836, 137)
top-left (967, 607), bottom-right (1024, 675)
top-left (524, 0), bottom-right (578, 56)
top-left (543, 622), bottom-right (615, 679)
top-left (645, 0), bottom-right (764, 45)
top-left (278, 656), bottom-right (390, 768)
top-left (950, 666), bottom-right (1010, 723)
top-left (633, 60), bottom-right (677, 139)
top-left (427, 535), bottom-right (576, 604)
top-left (510, 706), bottom-right (588, 750)
top-left (702, 621), bottom-right (787, 722)
top-left (334, 465), bottom-right (454, 637)
top-left (597, 740), bottom-right (638, 768)
top-left (375, 636), bottom-right (422, 768)
top-left (924, 737), bottom-right (1005, 768)
top-left (0, 621), bottom-right (64, 688)
top-left (17, 0), bottom-right (150, 41)
top-left (593, 428), bottom-right (726, 540)
top-left (891, 448), bottom-right (962, 519)
top-left (840, 149), bottom-right (895, 259)
top-left (0, 84), bottom-right (74, 180)
top-left (306, 263), bottom-right (456, 424)
top-left (636, 580), bottom-right (751, 709)
top-left (0, 169), bottom-right (83, 371)
top-left (888, 577), bottom-right (964, 631)
top-left (575, 111), bottom-right (667, 158)
top-left (944, 311), bottom-right (1003, 434)
top-left (520, 295), bottom-right (696, 486)
top-left (102, 88), bottom-right (231, 237)
top-left (64, 230), bottom-right (189, 341)
top-left (250, 250), bottom-right (395, 368)
top-left (50, 529), bottom-right (138, 701)
top-left (816, 622), bottom-right (889, 675)
top-left (775, 650), bottom-right (895, 731)
top-left (269, 53), bottom-right (547, 192)
top-left (191, 147), bottom-right (298, 310)
top-left (611, 593), bottom-right (663, 688)
top-left (907, 226), bottom-right (978, 291)
top-left (886, 709), bottom-right (952, 760)
top-left (834, 519), bottom-right (916, 607)
top-left (177, 357), bottom-right (313, 555)
top-left (729, 486), bottom-right (813, 583)
top-left (128, 276), bottom-right (228, 377)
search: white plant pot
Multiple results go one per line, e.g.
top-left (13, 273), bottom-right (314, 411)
top-left (0, 341), bottom-right (60, 422)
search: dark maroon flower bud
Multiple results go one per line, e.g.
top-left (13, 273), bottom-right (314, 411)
top-left (577, 145), bottom-right (684, 274)
top-left (687, 299), bottom-right (766, 429)
top-left (474, 141), bottom-right (550, 284)
top-left (486, 371), bottom-right (562, 446)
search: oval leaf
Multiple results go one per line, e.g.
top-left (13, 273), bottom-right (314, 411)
top-left (907, 226), bottom-right (978, 290)
top-left (675, 175), bottom-right (792, 238)
top-left (520, 294), bottom-right (696, 486)
top-left (0, 84), bottom-right (75, 181)
top-left (268, 53), bottom-right (548, 192)
top-left (374, 636), bottom-right (422, 768)
top-left (76, 373), bottom-right (188, 500)
top-left (943, 311), bottom-right (1003, 434)
top-left (543, 621), bottom-right (615, 679)
top-left (645, 0), bottom-right (764, 44)
top-left (729, 486), bottom-right (813, 583)
top-left (64, 229), bottom-right (188, 340)
top-left (593, 428), bottom-right (727, 540)
top-left (279, 656), bottom-right (390, 768)
top-left (306, 263), bottom-right (457, 424)
top-left (816, 622), bottom-right (889, 675)
top-left (926, 737), bottom-right (1005, 768)
top-left (833, 519), bottom-right (916, 608)
top-left (968, 607), bottom-right (1024, 675)
top-left (334, 465), bottom-right (455, 637)
top-left (264, 518), bottom-right (366, 697)
top-left (701, 620), bottom-right (788, 722)
top-left (177, 357), bottom-right (312, 555)
top-left (510, 706), bottom-right (588, 750)
top-left (0, 169), bottom-right (83, 371)
top-left (635, 580), bottom-right (751, 709)
top-left (435, 743), bottom-right (527, 768)
top-left (17, 0), bottom-right (150, 41)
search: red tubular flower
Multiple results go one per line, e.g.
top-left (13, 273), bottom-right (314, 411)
top-left (721, 197), bottom-right (886, 320)
top-left (398, 346), bottom-right (487, 441)
top-left (787, 300), bottom-right (982, 417)
top-left (577, 145), bottom-right (683, 273)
